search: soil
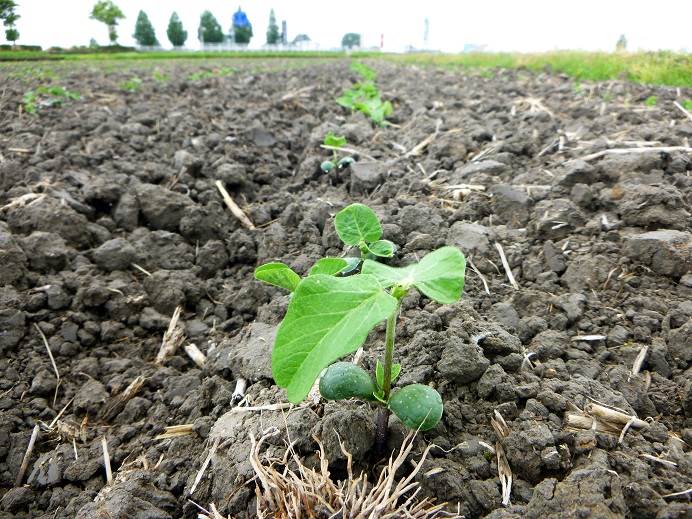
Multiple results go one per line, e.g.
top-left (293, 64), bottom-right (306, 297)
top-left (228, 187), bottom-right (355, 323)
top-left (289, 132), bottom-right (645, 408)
top-left (1, 59), bottom-right (691, 519)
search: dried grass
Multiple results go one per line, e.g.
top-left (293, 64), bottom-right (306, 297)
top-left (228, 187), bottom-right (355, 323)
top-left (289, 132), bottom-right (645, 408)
top-left (249, 430), bottom-right (461, 519)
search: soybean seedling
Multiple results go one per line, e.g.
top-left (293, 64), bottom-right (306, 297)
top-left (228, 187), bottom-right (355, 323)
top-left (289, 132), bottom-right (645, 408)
top-left (337, 61), bottom-right (393, 126)
top-left (254, 203), bottom-right (466, 453)
top-left (320, 132), bottom-right (356, 174)
top-left (644, 95), bottom-right (657, 107)
top-left (120, 77), bottom-right (143, 93)
top-left (23, 86), bottom-right (80, 115)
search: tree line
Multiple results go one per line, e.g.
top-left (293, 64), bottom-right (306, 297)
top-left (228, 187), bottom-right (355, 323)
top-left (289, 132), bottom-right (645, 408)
top-left (1, 1), bottom-right (362, 50)
top-left (90, 1), bottom-right (284, 47)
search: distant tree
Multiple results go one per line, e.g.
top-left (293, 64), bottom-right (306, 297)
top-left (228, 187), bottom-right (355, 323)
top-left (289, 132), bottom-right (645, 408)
top-left (231, 7), bottom-right (252, 44)
top-left (89, 38), bottom-right (99, 49)
top-left (133, 10), bottom-right (158, 47)
top-left (292, 33), bottom-right (310, 44)
top-left (0, 0), bottom-right (19, 44)
top-left (616, 34), bottom-right (627, 52)
top-left (266, 9), bottom-right (280, 45)
top-left (341, 32), bottom-right (360, 49)
top-left (5, 26), bottom-right (17, 43)
top-left (90, 0), bottom-right (125, 44)
top-left (198, 10), bottom-right (224, 44)
top-left (167, 12), bottom-right (187, 47)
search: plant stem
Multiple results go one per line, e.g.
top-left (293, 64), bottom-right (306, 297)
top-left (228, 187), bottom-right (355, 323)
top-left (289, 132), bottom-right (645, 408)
top-left (374, 297), bottom-right (401, 457)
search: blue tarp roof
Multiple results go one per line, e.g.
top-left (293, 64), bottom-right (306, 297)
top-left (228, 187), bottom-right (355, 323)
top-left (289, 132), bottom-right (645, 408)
top-left (233, 8), bottom-right (250, 28)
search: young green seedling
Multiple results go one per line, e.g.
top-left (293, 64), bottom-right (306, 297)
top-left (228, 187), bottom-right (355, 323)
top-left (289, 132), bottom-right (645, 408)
top-left (334, 203), bottom-right (396, 268)
top-left (321, 132), bottom-right (355, 174)
top-left (23, 86), bottom-right (80, 115)
top-left (120, 77), bottom-right (143, 93)
top-left (336, 61), bottom-right (393, 126)
top-left (254, 203), bottom-right (466, 453)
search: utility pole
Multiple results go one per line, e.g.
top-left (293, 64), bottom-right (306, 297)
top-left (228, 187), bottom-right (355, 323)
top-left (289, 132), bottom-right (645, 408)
top-left (281, 20), bottom-right (287, 44)
top-left (423, 17), bottom-right (429, 49)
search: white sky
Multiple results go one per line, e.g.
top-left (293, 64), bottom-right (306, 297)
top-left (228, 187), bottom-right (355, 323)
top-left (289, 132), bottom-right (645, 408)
top-left (4, 1), bottom-right (692, 52)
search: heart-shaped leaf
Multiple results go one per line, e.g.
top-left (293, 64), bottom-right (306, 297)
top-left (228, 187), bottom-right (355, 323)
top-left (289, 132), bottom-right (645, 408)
top-left (254, 262), bottom-right (301, 292)
top-left (308, 257), bottom-right (349, 276)
top-left (362, 246), bottom-right (466, 304)
top-left (272, 274), bottom-right (397, 403)
top-left (334, 203), bottom-right (382, 246)
top-left (367, 239), bottom-right (396, 258)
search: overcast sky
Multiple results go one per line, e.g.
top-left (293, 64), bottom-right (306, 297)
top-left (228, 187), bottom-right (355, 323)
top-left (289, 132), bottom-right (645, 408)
top-left (4, 1), bottom-right (692, 52)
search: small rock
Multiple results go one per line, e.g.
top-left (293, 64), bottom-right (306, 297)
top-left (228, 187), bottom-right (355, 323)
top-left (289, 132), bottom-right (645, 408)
top-left (209, 322), bottom-right (276, 380)
top-left (489, 184), bottom-right (530, 227)
top-left (135, 183), bottom-right (192, 231)
top-left (543, 240), bottom-right (566, 274)
top-left (19, 231), bottom-right (70, 272)
top-left (74, 378), bottom-right (109, 415)
top-left (556, 159), bottom-right (598, 187)
top-left (349, 161), bottom-right (383, 195)
top-left (437, 339), bottom-right (490, 384)
top-left (215, 163), bottom-right (248, 187)
top-left (250, 128), bottom-right (276, 147)
top-left (606, 325), bottom-right (630, 346)
top-left (623, 230), bottom-right (691, 278)
top-left (114, 193), bottom-right (139, 231)
top-left (173, 150), bottom-right (202, 174)
top-left (449, 222), bottom-right (493, 256)
top-left (553, 293), bottom-right (586, 323)
top-left (618, 184), bottom-right (690, 230)
top-left (532, 198), bottom-right (585, 239)
top-left (30, 368), bottom-right (57, 395)
top-left (0, 308), bottom-right (25, 353)
top-left (454, 160), bottom-right (506, 178)
top-left (0, 226), bottom-right (28, 284)
top-left (570, 183), bottom-right (593, 207)
top-left (92, 238), bottom-right (136, 271)
top-left (491, 302), bottom-right (520, 331)
top-left (1, 486), bottom-right (34, 512)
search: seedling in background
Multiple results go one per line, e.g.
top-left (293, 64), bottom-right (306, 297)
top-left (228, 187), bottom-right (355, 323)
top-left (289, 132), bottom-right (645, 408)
top-left (22, 86), bottom-right (81, 115)
top-left (320, 132), bottom-right (356, 174)
top-left (644, 95), bottom-right (657, 107)
top-left (337, 61), bottom-right (393, 126)
top-left (120, 77), bottom-right (143, 92)
top-left (187, 67), bottom-right (236, 81)
top-left (254, 203), bottom-right (466, 452)
top-left (682, 99), bottom-right (692, 111)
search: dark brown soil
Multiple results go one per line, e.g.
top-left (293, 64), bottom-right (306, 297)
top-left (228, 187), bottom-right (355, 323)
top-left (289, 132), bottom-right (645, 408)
top-left (1, 59), bottom-right (691, 519)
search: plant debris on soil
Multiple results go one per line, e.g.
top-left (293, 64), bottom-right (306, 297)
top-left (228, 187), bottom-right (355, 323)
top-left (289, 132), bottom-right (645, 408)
top-left (0, 59), bottom-right (691, 519)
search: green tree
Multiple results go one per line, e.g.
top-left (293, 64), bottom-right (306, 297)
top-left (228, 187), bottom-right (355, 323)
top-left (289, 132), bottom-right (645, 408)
top-left (341, 32), bottom-right (361, 49)
top-left (198, 10), bottom-right (224, 44)
top-left (266, 8), bottom-right (279, 45)
top-left (231, 7), bottom-right (252, 44)
top-left (0, 0), bottom-right (19, 44)
top-left (292, 33), bottom-right (310, 45)
top-left (133, 10), bottom-right (158, 46)
top-left (167, 12), bottom-right (187, 47)
top-left (90, 0), bottom-right (125, 44)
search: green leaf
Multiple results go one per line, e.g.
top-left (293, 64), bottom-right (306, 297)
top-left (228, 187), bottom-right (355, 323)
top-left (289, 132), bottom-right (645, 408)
top-left (324, 132), bottom-right (347, 148)
top-left (366, 239), bottom-right (396, 258)
top-left (375, 360), bottom-right (401, 389)
top-left (254, 262), bottom-right (301, 292)
top-left (272, 274), bottom-right (397, 403)
top-left (334, 203), bottom-right (382, 246)
top-left (362, 246), bottom-right (466, 304)
top-left (341, 257), bottom-right (361, 274)
top-left (308, 257), bottom-right (349, 276)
